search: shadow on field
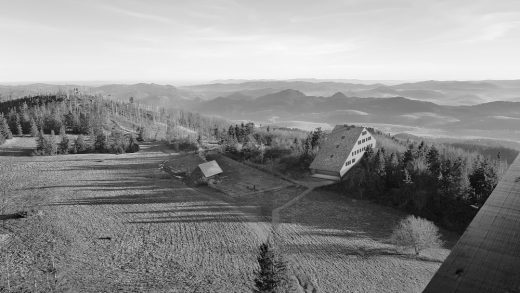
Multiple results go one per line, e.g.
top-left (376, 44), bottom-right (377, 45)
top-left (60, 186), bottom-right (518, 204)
top-left (282, 243), bottom-right (443, 263)
top-left (38, 147), bottom-right (445, 251)
top-left (281, 189), bottom-right (408, 242)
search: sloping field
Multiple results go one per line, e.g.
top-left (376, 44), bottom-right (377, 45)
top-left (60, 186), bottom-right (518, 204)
top-left (0, 138), bottom-right (454, 292)
top-left (277, 190), bottom-right (454, 293)
top-left (0, 141), bottom-right (269, 292)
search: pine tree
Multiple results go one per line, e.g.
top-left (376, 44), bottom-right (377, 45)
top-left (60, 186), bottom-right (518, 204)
top-left (29, 118), bottom-right (39, 137)
top-left (402, 147), bottom-right (414, 170)
top-left (254, 241), bottom-right (288, 293)
top-left (426, 146), bottom-right (441, 177)
top-left (94, 132), bottom-right (108, 152)
top-left (374, 150), bottom-right (386, 177)
top-left (0, 113), bottom-right (13, 139)
top-left (13, 113), bottom-right (22, 136)
top-left (74, 135), bottom-right (88, 153)
top-left (59, 127), bottom-right (70, 154)
top-left (36, 129), bottom-right (45, 153)
top-left (47, 130), bottom-right (58, 155)
top-left (469, 159), bottom-right (498, 205)
top-left (41, 129), bottom-right (57, 155)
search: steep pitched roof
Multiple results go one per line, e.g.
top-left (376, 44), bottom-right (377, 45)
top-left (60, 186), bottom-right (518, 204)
top-left (309, 125), bottom-right (363, 173)
top-left (423, 154), bottom-right (520, 293)
top-left (198, 160), bottom-right (223, 178)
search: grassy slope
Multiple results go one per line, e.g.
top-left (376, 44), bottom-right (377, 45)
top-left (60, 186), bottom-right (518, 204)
top-left (1, 138), bottom-right (454, 292)
top-left (279, 190), bottom-right (455, 292)
top-left (0, 139), bottom-right (268, 292)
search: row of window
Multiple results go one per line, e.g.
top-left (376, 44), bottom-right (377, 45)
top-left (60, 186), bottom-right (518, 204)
top-left (357, 136), bottom-right (372, 145)
top-left (351, 143), bottom-right (374, 157)
top-left (345, 158), bottom-right (356, 166)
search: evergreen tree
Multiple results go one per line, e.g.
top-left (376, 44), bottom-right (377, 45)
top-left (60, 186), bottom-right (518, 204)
top-left (110, 131), bottom-right (125, 154)
top-left (48, 130), bottom-right (58, 155)
top-left (426, 146), bottom-right (441, 177)
top-left (94, 132), bottom-right (108, 152)
top-left (29, 118), bottom-right (39, 137)
top-left (74, 135), bottom-right (88, 153)
top-left (41, 130), bottom-right (58, 155)
top-left (309, 127), bottom-right (323, 150)
top-left (374, 150), bottom-right (386, 177)
top-left (36, 129), bottom-right (45, 153)
top-left (0, 113), bottom-right (13, 139)
top-left (402, 147), bottom-right (414, 170)
top-left (469, 159), bottom-right (498, 205)
top-left (14, 113), bottom-right (22, 135)
top-left (254, 241), bottom-right (288, 293)
top-left (58, 127), bottom-right (70, 154)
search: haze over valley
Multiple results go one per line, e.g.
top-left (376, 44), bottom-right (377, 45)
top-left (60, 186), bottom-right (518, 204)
top-left (3, 79), bottom-right (520, 142)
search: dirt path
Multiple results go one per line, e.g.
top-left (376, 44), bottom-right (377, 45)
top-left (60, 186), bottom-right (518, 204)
top-left (0, 141), bottom-right (269, 292)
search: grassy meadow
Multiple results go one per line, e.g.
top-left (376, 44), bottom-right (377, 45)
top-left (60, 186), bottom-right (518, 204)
top-left (0, 137), bottom-right (454, 292)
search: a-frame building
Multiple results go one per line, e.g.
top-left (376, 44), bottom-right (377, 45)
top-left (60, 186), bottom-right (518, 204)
top-left (310, 125), bottom-right (376, 181)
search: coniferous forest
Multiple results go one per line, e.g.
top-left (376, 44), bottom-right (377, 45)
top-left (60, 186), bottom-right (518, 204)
top-left (0, 92), bottom-right (229, 154)
top-left (216, 125), bottom-right (515, 232)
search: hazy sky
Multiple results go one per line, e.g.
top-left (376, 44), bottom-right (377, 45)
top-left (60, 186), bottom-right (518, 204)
top-left (1, 0), bottom-right (519, 83)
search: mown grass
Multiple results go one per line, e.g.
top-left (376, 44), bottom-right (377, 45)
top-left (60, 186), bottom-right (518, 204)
top-left (1, 139), bottom-right (456, 292)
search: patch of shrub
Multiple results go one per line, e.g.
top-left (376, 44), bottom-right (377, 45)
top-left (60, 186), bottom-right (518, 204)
top-left (170, 138), bottom-right (198, 152)
top-left (126, 135), bottom-right (140, 153)
top-left (110, 131), bottom-right (126, 154)
top-left (391, 215), bottom-right (443, 255)
top-left (94, 133), bottom-right (108, 153)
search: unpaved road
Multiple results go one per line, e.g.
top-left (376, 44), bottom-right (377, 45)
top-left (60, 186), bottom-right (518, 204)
top-left (0, 139), bottom-right (269, 292)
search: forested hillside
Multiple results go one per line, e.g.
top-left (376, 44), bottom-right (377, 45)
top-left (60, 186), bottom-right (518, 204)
top-left (215, 124), bottom-right (515, 232)
top-left (0, 93), bottom-right (229, 153)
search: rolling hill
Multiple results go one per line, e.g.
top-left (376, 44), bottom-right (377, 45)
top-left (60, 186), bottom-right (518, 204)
top-left (181, 79), bottom-right (520, 105)
top-left (190, 89), bottom-right (520, 140)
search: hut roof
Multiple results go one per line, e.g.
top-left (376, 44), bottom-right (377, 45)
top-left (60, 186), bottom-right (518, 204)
top-left (309, 125), bottom-right (364, 173)
top-left (198, 160), bottom-right (223, 178)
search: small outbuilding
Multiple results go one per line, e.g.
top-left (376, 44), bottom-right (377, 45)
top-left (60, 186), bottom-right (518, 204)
top-left (198, 160), bottom-right (223, 178)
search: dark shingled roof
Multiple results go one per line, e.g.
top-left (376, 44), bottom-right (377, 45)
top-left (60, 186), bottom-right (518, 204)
top-left (309, 125), bottom-right (363, 173)
top-left (423, 154), bottom-right (520, 293)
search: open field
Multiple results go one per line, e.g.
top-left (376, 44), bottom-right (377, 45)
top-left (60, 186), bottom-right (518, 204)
top-left (277, 191), bottom-right (456, 292)
top-left (1, 138), bottom-right (455, 292)
top-left (0, 140), bottom-right (270, 292)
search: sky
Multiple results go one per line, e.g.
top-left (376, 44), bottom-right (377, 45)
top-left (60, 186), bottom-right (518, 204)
top-left (1, 0), bottom-right (519, 83)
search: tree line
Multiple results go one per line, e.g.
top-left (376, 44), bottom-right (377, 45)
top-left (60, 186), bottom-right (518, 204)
top-left (215, 123), bottom-right (513, 232)
top-left (337, 140), bottom-right (506, 232)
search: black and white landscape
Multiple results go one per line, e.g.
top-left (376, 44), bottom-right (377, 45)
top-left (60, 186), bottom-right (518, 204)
top-left (1, 1), bottom-right (519, 292)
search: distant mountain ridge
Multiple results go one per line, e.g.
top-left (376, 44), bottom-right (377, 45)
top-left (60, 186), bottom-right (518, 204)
top-left (190, 89), bottom-right (520, 135)
top-left (181, 79), bottom-right (520, 105)
top-left (1, 80), bottom-right (519, 141)
top-left (0, 83), bottom-right (199, 108)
